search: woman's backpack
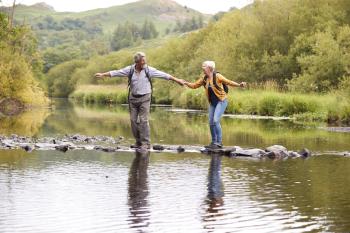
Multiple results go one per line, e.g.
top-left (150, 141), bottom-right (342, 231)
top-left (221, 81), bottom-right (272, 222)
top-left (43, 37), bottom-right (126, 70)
top-left (203, 71), bottom-right (228, 93)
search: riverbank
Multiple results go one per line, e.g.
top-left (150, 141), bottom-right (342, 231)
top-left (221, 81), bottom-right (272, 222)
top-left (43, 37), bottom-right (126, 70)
top-left (70, 85), bottom-right (350, 124)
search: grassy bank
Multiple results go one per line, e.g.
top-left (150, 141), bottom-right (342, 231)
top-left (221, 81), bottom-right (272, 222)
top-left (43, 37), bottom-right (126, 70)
top-left (70, 85), bottom-right (128, 104)
top-left (70, 85), bottom-right (350, 124)
top-left (174, 89), bottom-right (350, 124)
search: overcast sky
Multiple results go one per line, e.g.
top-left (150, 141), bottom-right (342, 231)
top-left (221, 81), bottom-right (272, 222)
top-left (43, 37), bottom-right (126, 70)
top-left (1, 0), bottom-right (253, 14)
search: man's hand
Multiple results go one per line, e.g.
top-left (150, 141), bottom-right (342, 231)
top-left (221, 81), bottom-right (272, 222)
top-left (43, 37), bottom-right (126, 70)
top-left (183, 81), bottom-right (190, 87)
top-left (239, 82), bottom-right (247, 88)
top-left (177, 79), bottom-right (186, 86)
top-left (94, 73), bottom-right (105, 79)
top-left (170, 76), bottom-right (185, 86)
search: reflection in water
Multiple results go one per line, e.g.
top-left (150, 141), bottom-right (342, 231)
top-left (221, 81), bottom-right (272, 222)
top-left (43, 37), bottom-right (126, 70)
top-left (37, 99), bottom-right (350, 151)
top-left (0, 108), bottom-right (50, 136)
top-left (203, 155), bottom-right (224, 231)
top-left (1, 100), bottom-right (350, 232)
top-left (128, 151), bottom-right (150, 231)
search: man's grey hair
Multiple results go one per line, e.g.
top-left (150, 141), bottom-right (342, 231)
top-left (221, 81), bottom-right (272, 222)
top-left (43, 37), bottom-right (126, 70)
top-left (202, 61), bottom-right (215, 70)
top-left (134, 52), bottom-right (146, 63)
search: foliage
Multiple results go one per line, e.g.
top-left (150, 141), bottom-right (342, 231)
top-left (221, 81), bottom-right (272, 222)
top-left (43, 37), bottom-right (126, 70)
top-left (46, 60), bottom-right (88, 97)
top-left (171, 15), bottom-right (204, 33)
top-left (3, 0), bottom-right (209, 72)
top-left (70, 85), bottom-right (128, 104)
top-left (0, 13), bottom-right (47, 105)
top-left (110, 20), bottom-right (159, 51)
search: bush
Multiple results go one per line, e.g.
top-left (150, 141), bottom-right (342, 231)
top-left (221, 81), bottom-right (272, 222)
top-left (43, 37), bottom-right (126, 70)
top-left (279, 96), bottom-right (318, 116)
top-left (258, 95), bottom-right (282, 116)
top-left (47, 59), bottom-right (88, 97)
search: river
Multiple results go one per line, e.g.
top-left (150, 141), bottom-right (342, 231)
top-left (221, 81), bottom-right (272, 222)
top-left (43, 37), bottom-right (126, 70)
top-left (0, 99), bottom-right (349, 232)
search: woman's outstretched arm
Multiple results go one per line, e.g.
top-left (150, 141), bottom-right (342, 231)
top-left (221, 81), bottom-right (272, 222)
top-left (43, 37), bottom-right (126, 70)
top-left (219, 74), bottom-right (247, 88)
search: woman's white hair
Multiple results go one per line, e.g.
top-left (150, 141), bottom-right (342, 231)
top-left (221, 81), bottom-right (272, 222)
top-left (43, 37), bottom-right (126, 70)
top-left (202, 61), bottom-right (215, 70)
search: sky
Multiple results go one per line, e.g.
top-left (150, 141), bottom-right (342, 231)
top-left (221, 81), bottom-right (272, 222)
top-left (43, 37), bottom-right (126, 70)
top-left (1, 0), bottom-right (253, 14)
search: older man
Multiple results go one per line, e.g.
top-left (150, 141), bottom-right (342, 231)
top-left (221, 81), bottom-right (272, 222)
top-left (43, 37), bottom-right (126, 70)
top-left (95, 52), bottom-right (184, 150)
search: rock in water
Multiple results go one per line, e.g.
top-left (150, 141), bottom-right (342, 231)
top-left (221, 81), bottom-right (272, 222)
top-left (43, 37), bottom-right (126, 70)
top-left (231, 148), bottom-right (266, 158)
top-left (266, 145), bottom-right (287, 153)
top-left (153, 145), bottom-right (165, 151)
top-left (55, 145), bottom-right (69, 152)
top-left (21, 145), bottom-right (34, 152)
top-left (299, 148), bottom-right (311, 157)
top-left (288, 151), bottom-right (301, 158)
top-left (177, 146), bottom-right (185, 153)
top-left (265, 145), bottom-right (289, 158)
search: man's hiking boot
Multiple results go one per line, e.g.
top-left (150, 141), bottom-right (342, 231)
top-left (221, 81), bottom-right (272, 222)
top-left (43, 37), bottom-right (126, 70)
top-left (137, 144), bottom-right (151, 152)
top-left (130, 143), bottom-right (141, 149)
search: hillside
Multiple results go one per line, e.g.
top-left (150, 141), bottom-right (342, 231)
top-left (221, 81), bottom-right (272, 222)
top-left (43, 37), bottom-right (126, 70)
top-left (0, 0), bottom-right (211, 72)
top-left (1, 0), bottom-right (210, 33)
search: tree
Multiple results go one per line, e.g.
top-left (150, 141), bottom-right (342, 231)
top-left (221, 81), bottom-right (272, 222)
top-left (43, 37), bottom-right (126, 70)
top-left (46, 60), bottom-right (88, 97)
top-left (0, 13), bottom-right (46, 105)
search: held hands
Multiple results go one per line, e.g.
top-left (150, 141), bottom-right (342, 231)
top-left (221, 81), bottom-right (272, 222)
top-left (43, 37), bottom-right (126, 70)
top-left (178, 79), bottom-right (186, 86)
top-left (239, 82), bottom-right (247, 88)
top-left (172, 77), bottom-right (186, 86)
top-left (183, 81), bottom-right (190, 87)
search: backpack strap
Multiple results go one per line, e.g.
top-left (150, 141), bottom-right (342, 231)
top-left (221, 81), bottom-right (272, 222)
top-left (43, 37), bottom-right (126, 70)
top-left (127, 66), bottom-right (134, 109)
top-left (127, 65), bottom-right (153, 103)
top-left (203, 75), bottom-right (208, 87)
top-left (128, 65), bottom-right (152, 89)
top-left (144, 65), bottom-right (152, 93)
top-left (212, 71), bottom-right (221, 90)
top-left (203, 72), bottom-right (220, 89)
top-left (213, 71), bottom-right (229, 93)
top-left (127, 65), bottom-right (134, 87)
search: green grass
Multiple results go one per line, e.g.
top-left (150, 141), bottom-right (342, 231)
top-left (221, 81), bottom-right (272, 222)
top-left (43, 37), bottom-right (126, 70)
top-left (70, 85), bottom-right (350, 124)
top-left (70, 85), bottom-right (128, 104)
top-left (173, 89), bottom-right (350, 124)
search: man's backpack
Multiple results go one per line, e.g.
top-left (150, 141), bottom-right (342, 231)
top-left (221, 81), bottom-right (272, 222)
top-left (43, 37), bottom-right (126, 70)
top-left (127, 65), bottom-right (152, 90)
top-left (203, 71), bottom-right (229, 93)
top-left (127, 65), bottom-right (154, 108)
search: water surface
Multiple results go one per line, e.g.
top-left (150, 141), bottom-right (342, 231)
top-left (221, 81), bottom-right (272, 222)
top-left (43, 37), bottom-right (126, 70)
top-left (0, 100), bottom-right (349, 232)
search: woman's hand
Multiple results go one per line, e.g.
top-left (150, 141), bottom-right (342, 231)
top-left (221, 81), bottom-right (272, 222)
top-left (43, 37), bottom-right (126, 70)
top-left (239, 82), bottom-right (247, 88)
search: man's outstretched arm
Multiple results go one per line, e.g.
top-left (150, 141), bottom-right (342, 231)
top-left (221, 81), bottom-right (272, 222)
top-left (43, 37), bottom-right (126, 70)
top-left (95, 72), bottom-right (111, 78)
top-left (148, 66), bottom-right (184, 85)
top-left (95, 66), bottom-right (131, 79)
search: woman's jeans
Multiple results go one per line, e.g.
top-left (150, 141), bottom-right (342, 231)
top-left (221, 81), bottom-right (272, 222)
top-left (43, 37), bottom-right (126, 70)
top-left (208, 99), bottom-right (228, 145)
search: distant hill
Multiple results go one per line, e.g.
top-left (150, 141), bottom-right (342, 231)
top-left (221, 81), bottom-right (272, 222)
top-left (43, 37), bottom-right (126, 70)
top-left (0, 0), bottom-right (212, 72)
top-left (1, 0), bottom-right (210, 33)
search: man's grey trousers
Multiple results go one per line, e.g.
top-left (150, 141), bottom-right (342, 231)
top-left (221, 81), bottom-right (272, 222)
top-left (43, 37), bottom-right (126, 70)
top-left (128, 93), bottom-right (151, 146)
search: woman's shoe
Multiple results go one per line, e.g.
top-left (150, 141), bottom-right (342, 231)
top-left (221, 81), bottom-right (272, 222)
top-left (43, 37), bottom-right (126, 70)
top-left (205, 143), bottom-right (221, 149)
top-left (204, 143), bottom-right (215, 149)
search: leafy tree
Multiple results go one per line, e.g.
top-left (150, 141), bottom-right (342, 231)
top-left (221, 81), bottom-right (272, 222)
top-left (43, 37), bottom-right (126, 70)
top-left (0, 13), bottom-right (46, 105)
top-left (46, 60), bottom-right (88, 97)
top-left (110, 19), bottom-right (159, 51)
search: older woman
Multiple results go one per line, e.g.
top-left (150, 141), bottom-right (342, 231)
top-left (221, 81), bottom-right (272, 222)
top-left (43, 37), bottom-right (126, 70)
top-left (184, 61), bottom-right (246, 149)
